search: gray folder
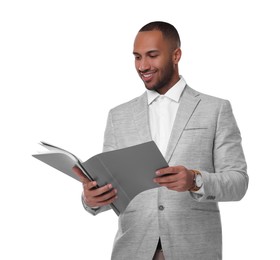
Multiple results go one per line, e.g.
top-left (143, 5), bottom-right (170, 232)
top-left (32, 141), bottom-right (168, 215)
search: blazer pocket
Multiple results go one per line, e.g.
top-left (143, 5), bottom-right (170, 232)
top-left (180, 126), bottom-right (210, 148)
top-left (191, 207), bottom-right (220, 213)
top-left (184, 126), bottom-right (208, 131)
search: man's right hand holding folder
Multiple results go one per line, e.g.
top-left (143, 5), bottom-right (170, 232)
top-left (72, 166), bottom-right (118, 208)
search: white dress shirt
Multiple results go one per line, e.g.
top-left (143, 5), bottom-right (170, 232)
top-left (147, 76), bottom-right (186, 157)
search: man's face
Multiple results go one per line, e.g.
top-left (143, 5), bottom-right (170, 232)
top-left (133, 30), bottom-right (179, 94)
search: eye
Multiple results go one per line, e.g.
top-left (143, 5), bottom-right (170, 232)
top-left (149, 54), bottom-right (158, 58)
top-left (134, 55), bottom-right (141, 60)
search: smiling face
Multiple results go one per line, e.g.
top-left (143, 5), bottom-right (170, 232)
top-left (133, 30), bottom-right (181, 95)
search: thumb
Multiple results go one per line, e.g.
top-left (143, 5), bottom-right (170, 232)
top-left (72, 166), bottom-right (90, 183)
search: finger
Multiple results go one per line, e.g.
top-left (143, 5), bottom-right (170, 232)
top-left (85, 188), bottom-right (117, 207)
top-left (157, 181), bottom-right (186, 192)
top-left (87, 184), bottom-right (114, 197)
top-left (94, 194), bottom-right (118, 207)
top-left (155, 166), bottom-right (184, 176)
top-left (159, 181), bottom-right (178, 189)
top-left (84, 181), bottom-right (98, 190)
top-left (154, 169), bottom-right (186, 183)
top-left (154, 174), bottom-right (177, 184)
top-left (72, 166), bottom-right (90, 183)
top-left (94, 189), bottom-right (118, 203)
top-left (155, 179), bottom-right (177, 188)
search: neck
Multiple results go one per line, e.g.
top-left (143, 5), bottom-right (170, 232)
top-left (156, 75), bottom-right (180, 95)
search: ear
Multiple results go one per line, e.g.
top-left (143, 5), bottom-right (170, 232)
top-left (173, 48), bottom-right (182, 64)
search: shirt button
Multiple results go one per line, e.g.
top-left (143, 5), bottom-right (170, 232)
top-left (158, 205), bottom-right (164, 211)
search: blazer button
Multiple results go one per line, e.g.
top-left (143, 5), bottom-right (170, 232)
top-left (158, 205), bottom-right (164, 211)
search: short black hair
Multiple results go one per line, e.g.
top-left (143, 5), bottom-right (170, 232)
top-left (139, 21), bottom-right (181, 49)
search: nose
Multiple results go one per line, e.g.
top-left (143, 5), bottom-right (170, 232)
top-left (137, 58), bottom-right (150, 72)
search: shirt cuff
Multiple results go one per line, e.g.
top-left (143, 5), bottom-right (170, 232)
top-left (81, 193), bottom-right (100, 213)
top-left (190, 182), bottom-right (205, 200)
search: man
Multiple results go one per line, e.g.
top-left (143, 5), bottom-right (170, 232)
top-left (73, 21), bottom-right (248, 260)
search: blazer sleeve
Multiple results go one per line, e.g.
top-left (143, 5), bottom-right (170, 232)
top-left (82, 110), bottom-right (116, 216)
top-left (103, 109), bottom-right (118, 153)
top-left (191, 100), bottom-right (249, 202)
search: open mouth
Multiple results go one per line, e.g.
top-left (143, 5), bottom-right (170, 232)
top-left (140, 71), bottom-right (155, 82)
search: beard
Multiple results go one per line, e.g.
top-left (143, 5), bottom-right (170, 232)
top-left (144, 59), bottom-right (175, 92)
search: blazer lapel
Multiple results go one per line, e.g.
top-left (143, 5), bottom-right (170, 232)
top-left (133, 92), bottom-right (153, 143)
top-left (165, 86), bottom-right (201, 163)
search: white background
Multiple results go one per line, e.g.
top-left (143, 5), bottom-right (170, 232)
top-left (1, 0), bottom-right (279, 259)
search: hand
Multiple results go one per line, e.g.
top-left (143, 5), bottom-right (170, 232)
top-left (153, 165), bottom-right (195, 192)
top-left (72, 166), bottom-right (117, 208)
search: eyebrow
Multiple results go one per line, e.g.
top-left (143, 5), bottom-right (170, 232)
top-left (132, 50), bottom-right (160, 56)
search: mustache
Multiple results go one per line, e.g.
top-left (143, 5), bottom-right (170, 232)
top-left (138, 69), bottom-right (155, 73)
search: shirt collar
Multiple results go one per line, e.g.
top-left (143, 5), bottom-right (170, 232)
top-left (147, 76), bottom-right (186, 105)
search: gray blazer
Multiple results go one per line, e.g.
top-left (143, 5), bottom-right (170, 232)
top-left (83, 85), bottom-right (248, 260)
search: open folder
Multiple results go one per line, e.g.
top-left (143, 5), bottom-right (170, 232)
top-left (32, 141), bottom-right (168, 216)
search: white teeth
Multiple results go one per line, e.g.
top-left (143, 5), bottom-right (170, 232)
top-left (143, 74), bottom-right (152, 78)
